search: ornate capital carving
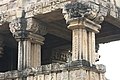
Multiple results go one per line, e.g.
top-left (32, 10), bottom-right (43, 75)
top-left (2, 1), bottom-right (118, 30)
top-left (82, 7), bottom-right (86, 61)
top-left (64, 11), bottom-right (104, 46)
top-left (9, 10), bottom-right (47, 40)
top-left (63, 1), bottom-right (109, 24)
top-left (9, 11), bottom-right (27, 40)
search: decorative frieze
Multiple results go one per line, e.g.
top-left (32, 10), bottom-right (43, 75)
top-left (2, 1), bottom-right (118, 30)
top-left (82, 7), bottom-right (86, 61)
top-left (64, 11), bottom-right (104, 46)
top-left (25, 0), bottom-right (71, 18)
top-left (0, 0), bottom-right (119, 26)
top-left (52, 49), bottom-right (71, 63)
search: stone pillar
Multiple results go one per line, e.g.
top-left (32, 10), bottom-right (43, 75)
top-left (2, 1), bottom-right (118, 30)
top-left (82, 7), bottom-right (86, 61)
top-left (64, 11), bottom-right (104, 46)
top-left (9, 11), bottom-right (46, 71)
top-left (63, 1), bottom-right (108, 65)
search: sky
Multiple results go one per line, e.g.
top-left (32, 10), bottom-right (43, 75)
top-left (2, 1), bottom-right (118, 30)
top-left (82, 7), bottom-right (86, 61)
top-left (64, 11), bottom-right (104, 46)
top-left (97, 40), bottom-right (120, 80)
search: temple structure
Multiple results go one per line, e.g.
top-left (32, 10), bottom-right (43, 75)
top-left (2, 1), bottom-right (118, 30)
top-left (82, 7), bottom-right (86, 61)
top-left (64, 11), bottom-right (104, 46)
top-left (0, 0), bottom-right (120, 80)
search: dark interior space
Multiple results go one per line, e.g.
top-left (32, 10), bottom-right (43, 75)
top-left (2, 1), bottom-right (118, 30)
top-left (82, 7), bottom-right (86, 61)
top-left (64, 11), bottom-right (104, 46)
top-left (0, 46), bottom-right (17, 72)
top-left (96, 21), bottom-right (120, 43)
top-left (42, 33), bottom-right (71, 65)
top-left (0, 33), bottom-right (18, 72)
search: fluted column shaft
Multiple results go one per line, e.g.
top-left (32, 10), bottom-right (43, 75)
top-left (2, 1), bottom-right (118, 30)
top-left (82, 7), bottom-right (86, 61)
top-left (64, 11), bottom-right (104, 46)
top-left (67, 19), bottom-right (100, 64)
top-left (17, 34), bottom-right (44, 70)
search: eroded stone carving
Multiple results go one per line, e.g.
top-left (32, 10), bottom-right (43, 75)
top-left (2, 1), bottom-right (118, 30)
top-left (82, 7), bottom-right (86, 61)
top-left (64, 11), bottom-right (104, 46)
top-left (52, 49), bottom-right (70, 63)
top-left (96, 64), bottom-right (106, 73)
top-left (9, 11), bottom-right (47, 39)
top-left (63, 1), bottom-right (109, 24)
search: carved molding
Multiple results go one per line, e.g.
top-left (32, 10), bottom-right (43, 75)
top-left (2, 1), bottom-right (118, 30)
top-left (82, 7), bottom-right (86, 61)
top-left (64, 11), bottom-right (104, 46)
top-left (52, 49), bottom-right (71, 63)
top-left (63, 1), bottom-right (109, 24)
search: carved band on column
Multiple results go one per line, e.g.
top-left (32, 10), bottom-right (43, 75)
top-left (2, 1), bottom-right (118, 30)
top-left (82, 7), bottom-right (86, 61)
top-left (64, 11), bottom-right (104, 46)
top-left (63, 1), bottom-right (108, 64)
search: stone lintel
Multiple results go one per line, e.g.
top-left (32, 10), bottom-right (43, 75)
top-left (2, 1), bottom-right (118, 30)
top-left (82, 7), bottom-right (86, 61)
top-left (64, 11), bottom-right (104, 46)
top-left (68, 18), bottom-right (101, 33)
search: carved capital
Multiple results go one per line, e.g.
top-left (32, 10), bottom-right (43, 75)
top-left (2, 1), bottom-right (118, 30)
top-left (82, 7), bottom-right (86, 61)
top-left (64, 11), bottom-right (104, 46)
top-left (9, 18), bottom-right (28, 40)
top-left (63, 1), bottom-right (109, 24)
top-left (9, 11), bottom-right (47, 40)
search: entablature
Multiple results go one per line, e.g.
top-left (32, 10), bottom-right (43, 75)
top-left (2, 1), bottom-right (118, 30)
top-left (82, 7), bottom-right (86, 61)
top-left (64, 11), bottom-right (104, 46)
top-left (0, 0), bottom-right (120, 24)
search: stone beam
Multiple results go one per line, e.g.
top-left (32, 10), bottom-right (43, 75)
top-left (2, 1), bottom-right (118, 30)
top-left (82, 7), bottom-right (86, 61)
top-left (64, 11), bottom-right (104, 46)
top-left (97, 34), bottom-right (120, 43)
top-left (46, 23), bottom-right (71, 41)
top-left (105, 16), bottom-right (120, 29)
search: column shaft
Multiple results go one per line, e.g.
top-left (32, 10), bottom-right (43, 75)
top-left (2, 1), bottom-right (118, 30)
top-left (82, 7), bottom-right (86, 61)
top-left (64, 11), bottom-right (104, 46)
top-left (82, 29), bottom-right (88, 60)
top-left (17, 34), bottom-right (44, 70)
top-left (72, 28), bottom-right (88, 61)
top-left (18, 41), bottom-right (24, 70)
top-left (32, 43), bottom-right (41, 68)
top-left (18, 40), bottom-right (31, 70)
top-left (91, 32), bottom-right (95, 64)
